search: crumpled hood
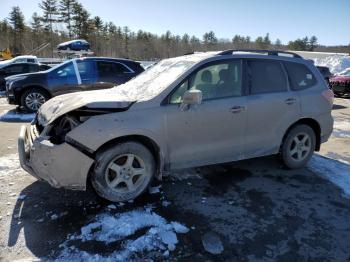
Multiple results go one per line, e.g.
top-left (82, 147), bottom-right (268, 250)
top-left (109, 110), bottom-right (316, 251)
top-left (37, 89), bottom-right (135, 126)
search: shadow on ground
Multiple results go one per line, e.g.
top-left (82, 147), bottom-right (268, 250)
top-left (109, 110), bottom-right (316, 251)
top-left (7, 156), bottom-right (350, 261)
top-left (0, 107), bottom-right (34, 123)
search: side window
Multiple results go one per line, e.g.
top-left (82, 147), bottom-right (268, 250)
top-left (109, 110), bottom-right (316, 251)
top-left (52, 61), bottom-right (76, 78)
top-left (77, 60), bottom-right (94, 79)
top-left (14, 58), bottom-right (26, 63)
top-left (28, 64), bottom-right (38, 73)
top-left (27, 58), bottom-right (35, 63)
top-left (170, 60), bottom-right (242, 103)
top-left (97, 61), bottom-right (131, 76)
top-left (248, 60), bottom-right (287, 94)
top-left (5, 65), bottom-right (24, 74)
top-left (284, 62), bottom-right (316, 90)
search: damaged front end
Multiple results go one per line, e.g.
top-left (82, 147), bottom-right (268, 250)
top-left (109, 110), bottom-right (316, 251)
top-left (18, 103), bottom-right (133, 190)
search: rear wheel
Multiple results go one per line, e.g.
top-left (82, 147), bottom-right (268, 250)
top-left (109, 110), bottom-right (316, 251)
top-left (21, 88), bottom-right (49, 112)
top-left (91, 142), bottom-right (155, 202)
top-left (281, 125), bottom-right (316, 169)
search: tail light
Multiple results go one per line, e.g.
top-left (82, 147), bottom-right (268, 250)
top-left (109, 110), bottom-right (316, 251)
top-left (322, 89), bottom-right (334, 105)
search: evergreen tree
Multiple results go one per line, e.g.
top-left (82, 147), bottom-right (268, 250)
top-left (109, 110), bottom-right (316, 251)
top-left (39, 0), bottom-right (59, 56)
top-left (203, 31), bottom-right (217, 50)
top-left (59, 0), bottom-right (76, 38)
top-left (309, 36), bottom-right (318, 51)
top-left (72, 2), bottom-right (90, 39)
top-left (31, 12), bottom-right (43, 48)
top-left (8, 6), bottom-right (25, 54)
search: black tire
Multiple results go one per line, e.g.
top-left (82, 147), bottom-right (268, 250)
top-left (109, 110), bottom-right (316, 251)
top-left (281, 124), bottom-right (316, 169)
top-left (91, 142), bottom-right (155, 202)
top-left (21, 88), bottom-right (50, 112)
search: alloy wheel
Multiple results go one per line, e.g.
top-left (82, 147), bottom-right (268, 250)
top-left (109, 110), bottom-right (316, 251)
top-left (25, 92), bottom-right (46, 111)
top-left (289, 132), bottom-right (311, 162)
top-left (104, 154), bottom-right (147, 193)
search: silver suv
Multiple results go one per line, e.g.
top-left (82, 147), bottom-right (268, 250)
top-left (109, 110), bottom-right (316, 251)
top-left (18, 50), bottom-right (334, 202)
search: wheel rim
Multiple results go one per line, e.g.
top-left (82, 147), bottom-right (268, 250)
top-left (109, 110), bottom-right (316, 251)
top-left (104, 154), bottom-right (148, 194)
top-left (25, 92), bottom-right (46, 111)
top-left (289, 132), bottom-right (311, 162)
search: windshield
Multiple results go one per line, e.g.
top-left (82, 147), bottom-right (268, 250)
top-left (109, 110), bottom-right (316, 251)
top-left (109, 56), bottom-right (204, 101)
top-left (340, 69), bottom-right (350, 76)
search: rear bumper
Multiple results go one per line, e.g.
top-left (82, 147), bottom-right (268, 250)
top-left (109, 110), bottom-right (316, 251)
top-left (318, 113), bottom-right (334, 144)
top-left (18, 125), bottom-right (94, 190)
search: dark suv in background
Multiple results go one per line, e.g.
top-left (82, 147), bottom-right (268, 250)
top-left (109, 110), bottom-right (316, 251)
top-left (0, 63), bottom-right (50, 91)
top-left (5, 57), bottom-right (144, 111)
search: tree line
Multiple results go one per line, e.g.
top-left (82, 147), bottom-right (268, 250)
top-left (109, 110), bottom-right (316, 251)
top-left (0, 0), bottom-right (349, 60)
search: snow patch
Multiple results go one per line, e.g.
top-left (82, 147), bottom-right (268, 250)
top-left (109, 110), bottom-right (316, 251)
top-left (149, 185), bottom-right (161, 194)
top-left (0, 154), bottom-right (22, 178)
top-left (309, 155), bottom-right (350, 198)
top-left (314, 55), bottom-right (350, 74)
top-left (0, 110), bottom-right (35, 122)
top-left (332, 120), bottom-right (350, 138)
top-left (201, 231), bottom-right (224, 255)
top-left (55, 208), bottom-right (189, 261)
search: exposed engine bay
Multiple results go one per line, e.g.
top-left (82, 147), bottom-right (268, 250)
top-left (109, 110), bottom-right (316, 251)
top-left (48, 115), bottom-right (84, 144)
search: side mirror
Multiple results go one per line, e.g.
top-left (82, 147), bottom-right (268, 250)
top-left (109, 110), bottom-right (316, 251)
top-left (180, 89), bottom-right (202, 111)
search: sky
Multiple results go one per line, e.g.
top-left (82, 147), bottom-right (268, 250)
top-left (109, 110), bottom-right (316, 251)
top-left (0, 0), bottom-right (349, 46)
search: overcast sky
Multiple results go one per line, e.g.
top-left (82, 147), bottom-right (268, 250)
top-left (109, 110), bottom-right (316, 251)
top-left (0, 0), bottom-right (349, 46)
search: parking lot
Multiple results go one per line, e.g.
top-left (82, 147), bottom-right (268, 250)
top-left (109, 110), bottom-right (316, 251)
top-left (0, 96), bottom-right (349, 261)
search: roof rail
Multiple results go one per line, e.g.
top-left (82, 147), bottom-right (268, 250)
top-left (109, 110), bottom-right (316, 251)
top-left (217, 49), bottom-right (302, 58)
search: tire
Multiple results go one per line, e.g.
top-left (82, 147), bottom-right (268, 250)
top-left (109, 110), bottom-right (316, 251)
top-left (281, 124), bottom-right (316, 169)
top-left (21, 88), bottom-right (50, 112)
top-left (91, 142), bottom-right (155, 202)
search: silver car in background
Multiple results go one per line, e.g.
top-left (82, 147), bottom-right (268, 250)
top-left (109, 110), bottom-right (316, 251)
top-left (18, 50), bottom-right (334, 202)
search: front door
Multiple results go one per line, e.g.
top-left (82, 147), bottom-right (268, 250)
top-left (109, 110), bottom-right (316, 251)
top-left (48, 61), bottom-right (79, 96)
top-left (165, 59), bottom-right (247, 169)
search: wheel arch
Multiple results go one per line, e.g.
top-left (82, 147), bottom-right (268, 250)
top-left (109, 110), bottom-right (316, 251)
top-left (88, 134), bottom-right (164, 183)
top-left (17, 85), bottom-right (52, 104)
top-left (281, 118), bottom-right (321, 152)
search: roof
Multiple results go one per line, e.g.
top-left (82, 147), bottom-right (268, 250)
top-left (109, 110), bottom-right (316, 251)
top-left (58, 39), bottom-right (89, 46)
top-left (75, 57), bottom-right (139, 63)
top-left (13, 55), bottom-right (38, 59)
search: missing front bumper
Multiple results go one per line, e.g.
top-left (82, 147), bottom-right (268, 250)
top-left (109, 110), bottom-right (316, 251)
top-left (18, 125), bottom-right (94, 190)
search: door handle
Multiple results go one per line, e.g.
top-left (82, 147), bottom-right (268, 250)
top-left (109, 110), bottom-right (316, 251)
top-left (285, 98), bottom-right (297, 105)
top-left (229, 106), bottom-right (245, 113)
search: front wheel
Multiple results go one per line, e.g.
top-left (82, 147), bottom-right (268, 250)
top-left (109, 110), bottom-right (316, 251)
top-left (281, 125), bottom-right (316, 169)
top-left (21, 88), bottom-right (49, 112)
top-left (91, 142), bottom-right (155, 202)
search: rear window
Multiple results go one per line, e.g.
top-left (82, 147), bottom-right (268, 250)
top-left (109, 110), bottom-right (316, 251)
top-left (247, 60), bottom-right (288, 94)
top-left (284, 62), bottom-right (316, 90)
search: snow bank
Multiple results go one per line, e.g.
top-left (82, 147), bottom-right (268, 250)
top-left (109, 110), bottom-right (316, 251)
top-left (309, 155), bottom-right (350, 198)
top-left (55, 208), bottom-right (189, 261)
top-left (0, 110), bottom-right (35, 122)
top-left (314, 55), bottom-right (350, 74)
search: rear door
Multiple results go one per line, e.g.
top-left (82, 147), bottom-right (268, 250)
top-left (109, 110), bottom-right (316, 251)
top-left (165, 59), bottom-right (247, 169)
top-left (245, 59), bottom-right (300, 158)
top-left (96, 61), bottom-right (134, 88)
